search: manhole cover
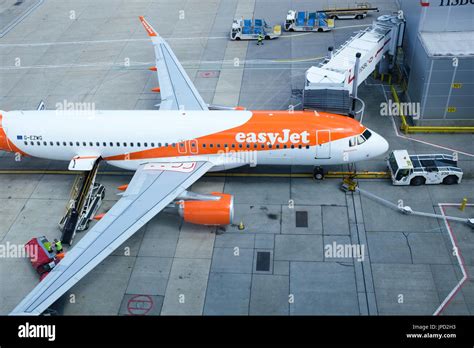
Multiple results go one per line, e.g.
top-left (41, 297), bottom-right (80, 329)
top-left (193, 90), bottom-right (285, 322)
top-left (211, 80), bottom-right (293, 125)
top-left (256, 251), bottom-right (271, 272)
top-left (296, 211), bottom-right (308, 228)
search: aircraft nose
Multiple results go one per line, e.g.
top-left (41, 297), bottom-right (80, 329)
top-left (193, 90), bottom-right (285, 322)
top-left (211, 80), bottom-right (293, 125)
top-left (372, 131), bottom-right (389, 157)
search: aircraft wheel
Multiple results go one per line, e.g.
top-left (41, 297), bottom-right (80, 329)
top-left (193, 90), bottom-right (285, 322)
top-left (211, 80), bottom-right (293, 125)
top-left (313, 167), bottom-right (324, 180)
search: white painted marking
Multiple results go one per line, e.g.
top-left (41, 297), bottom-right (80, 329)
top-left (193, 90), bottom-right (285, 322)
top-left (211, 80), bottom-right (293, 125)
top-left (433, 203), bottom-right (471, 315)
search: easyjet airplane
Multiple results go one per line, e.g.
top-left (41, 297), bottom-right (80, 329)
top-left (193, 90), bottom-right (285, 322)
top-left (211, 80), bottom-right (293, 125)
top-left (4, 17), bottom-right (389, 315)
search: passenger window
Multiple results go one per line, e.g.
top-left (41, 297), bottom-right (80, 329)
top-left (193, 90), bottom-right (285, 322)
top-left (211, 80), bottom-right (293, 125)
top-left (43, 141), bottom-right (47, 146)
top-left (144, 142), bottom-right (148, 147)
top-left (137, 142), bottom-right (141, 147)
top-left (110, 142), bottom-right (113, 147)
top-left (269, 144), bottom-right (273, 149)
top-left (96, 142), bottom-right (100, 147)
top-left (238, 144), bottom-right (243, 148)
top-left (216, 144), bottom-right (220, 148)
top-left (210, 144), bottom-right (214, 148)
top-left (123, 142), bottom-right (127, 147)
top-left (202, 144), bottom-right (206, 148)
top-left (276, 145), bottom-right (280, 149)
top-left (117, 142), bottom-right (120, 147)
top-left (150, 142), bottom-right (154, 147)
top-left (37, 141), bottom-right (41, 146)
top-left (57, 142), bottom-right (61, 146)
top-left (231, 144), bottom-right (235, 148)
top-left (284, 144), bottom-right (288, 149)
top-left (291, 145), bottom-right (295, 149)
top-left (103, 142), bottom-right (107, 147)
top-left (130, 143), bottom-right (134, 147)
top-left (64, 142), bottom-right (67, 146)
top-left (253, 144), bottom-right (257, 149)
top-left (30, 141), bottom-right (35, 145)
top-left (69, 142), bottom-right (73, 146)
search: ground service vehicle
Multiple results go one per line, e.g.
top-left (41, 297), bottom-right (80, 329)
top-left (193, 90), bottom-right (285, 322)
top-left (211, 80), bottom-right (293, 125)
top-left (387, 150), bottom-right (463, 186)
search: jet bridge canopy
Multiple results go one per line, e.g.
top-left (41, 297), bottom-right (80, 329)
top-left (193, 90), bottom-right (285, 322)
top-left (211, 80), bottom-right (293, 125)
top-left (303, 13), bottom-right (405, 113)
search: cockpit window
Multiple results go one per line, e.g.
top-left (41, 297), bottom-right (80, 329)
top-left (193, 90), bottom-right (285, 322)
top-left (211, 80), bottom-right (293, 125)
top-left (362, 129), bottom-right (372, 140)
top-left (349, 129), bottom-right (372, 147)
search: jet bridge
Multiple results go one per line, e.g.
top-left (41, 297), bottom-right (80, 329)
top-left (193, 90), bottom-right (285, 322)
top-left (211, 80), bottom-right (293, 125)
top-left (303, 12), bottom-right (405, 114)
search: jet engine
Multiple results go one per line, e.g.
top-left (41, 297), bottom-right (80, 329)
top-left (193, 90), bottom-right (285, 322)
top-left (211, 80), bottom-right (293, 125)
top-left (178, 192), bottom-right (234, 225)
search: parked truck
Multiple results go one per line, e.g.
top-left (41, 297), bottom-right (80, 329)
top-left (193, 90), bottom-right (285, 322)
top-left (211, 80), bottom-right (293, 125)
top-left (324, 2), bottom-right (379, 20)
top-left (387, 150), bottom-right (463, 186)
top-left (231, 18), bottom-right (281, 40)
top-left (284, 10), bottom-right (334, 32)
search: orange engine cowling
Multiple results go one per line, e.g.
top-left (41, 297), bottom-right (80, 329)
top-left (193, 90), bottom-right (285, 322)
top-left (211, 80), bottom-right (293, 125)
top-left (178, 192), bottom-right (234, 226)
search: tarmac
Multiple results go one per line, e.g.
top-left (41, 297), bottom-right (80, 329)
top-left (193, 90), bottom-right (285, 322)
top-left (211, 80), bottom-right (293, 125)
top-left (0, 0), bottom-right (473, 315)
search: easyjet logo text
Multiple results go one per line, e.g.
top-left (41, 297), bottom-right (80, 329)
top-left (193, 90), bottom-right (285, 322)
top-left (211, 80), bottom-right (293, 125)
top-left (235, 129), bottom-right (310, 145)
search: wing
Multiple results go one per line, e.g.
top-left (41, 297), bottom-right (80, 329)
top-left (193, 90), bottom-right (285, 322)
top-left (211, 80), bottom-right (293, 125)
top-left (10, 161), bottom-right (213, 315)
top-left (139, 16), bottom-right (209, 111)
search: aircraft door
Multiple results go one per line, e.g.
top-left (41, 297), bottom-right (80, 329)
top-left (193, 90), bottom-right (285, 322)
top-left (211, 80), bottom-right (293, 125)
top-left (177, 139), bottom-right (199, 155)
top-left (189, 139), bottom-right (199, 155)
top-left (315, 130), bottom-right (331, 159)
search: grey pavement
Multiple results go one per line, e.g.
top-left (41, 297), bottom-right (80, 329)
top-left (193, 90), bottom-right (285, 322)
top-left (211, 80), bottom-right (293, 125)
top-left (0, 0), bottom-right (472, 316)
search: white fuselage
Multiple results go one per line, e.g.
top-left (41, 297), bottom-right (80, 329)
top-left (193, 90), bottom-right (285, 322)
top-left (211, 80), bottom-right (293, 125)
top-left (0, 109), bottom-right (389, 171)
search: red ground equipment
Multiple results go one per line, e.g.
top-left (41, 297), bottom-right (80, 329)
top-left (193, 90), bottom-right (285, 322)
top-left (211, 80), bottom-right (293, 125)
top-left (25, 236), bottom-right (63, 281)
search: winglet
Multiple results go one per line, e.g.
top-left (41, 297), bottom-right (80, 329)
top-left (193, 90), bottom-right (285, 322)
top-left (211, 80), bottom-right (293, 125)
top-left (139, 16), bottom-right (157, 37)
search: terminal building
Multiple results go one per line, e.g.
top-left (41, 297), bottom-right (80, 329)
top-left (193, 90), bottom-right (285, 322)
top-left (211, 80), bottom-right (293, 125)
top-left (399, 0), bottom-right (474, 126)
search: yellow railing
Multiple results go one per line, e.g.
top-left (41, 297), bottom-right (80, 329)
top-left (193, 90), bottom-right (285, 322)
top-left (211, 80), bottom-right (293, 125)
top-left (390, 85), bottom-right (474, 134)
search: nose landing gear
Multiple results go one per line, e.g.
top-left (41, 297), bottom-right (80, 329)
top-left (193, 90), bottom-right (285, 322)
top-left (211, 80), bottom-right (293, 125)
top-left (313, 167), bottom-right (324, 180)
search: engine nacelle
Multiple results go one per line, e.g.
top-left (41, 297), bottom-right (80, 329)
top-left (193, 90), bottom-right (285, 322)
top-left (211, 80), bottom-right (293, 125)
top-left (178, 192), bottom-right (234, 226)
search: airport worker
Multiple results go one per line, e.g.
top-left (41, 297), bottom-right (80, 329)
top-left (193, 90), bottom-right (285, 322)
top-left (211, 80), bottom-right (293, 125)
top-left (257, 33), bottom-right (264, 45)
top-left (54, 239), bottom-right (63, 253)
top-left (44, 240), bottom-right (52, 252)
